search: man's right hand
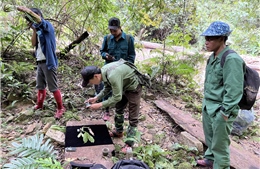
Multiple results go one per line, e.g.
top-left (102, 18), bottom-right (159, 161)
top-left (17, 6), bottom-right (25, 12)
top-left (16, 6), bottom-right (41, 23)
top-left (106, 53), bottom-right (114, 61)
top-left (27, 22), bottom-right (35, 30)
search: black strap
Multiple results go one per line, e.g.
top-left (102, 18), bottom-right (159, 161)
top-left (36, 60), bottom-right (46, 64)
top-left (70, 162), bottom-right (107, 169)
top-left (206, 49), bottom-right (236, 66)
top-left (106, 34), bottom-right (111, 46)
top-left (70, 161), bottom-right (94, 168)
top-left (105, 73), bottom-right (111, 86)
top-left (220, 49), bottom-right (236, 68)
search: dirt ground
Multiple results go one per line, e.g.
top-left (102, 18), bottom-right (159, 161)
top-left (66, 94), bottom-right (260, 169)
top-left (1, 47), bottom-right (259, 168)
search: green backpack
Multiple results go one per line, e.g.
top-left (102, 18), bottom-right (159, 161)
top-left (123, 61), bottom-right (152, 88)
top-left (106, 59), bottom-right (152, 88)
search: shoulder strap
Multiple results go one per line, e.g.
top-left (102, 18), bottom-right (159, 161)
top-left (106, 34), bottom-right (111, 46)
top-left (126, 34), bottom-right (130, 44)
top-left (124, 61), bottom-right (138, 71)
top-left (206, 57), bottom-right (210, 65)
top-left (220, 49), bottom-right (236, 68)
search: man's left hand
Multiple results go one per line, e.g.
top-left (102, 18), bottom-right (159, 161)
top-left (89, 102), bottom-right (102, 110)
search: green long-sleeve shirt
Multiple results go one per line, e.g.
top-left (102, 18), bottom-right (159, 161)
top-left (202, 46), bottom-right (245, 117)
top-left (96, 60), bottom-right (139, 108)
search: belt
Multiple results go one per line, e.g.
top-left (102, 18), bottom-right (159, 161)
top-left (36, 60), bottom-right (46, 64)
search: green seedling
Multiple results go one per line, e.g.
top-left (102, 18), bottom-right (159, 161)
top-left (77, 127), bottom-right (95, 143)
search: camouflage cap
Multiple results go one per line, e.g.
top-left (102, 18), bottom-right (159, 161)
top-left (201, 21), bottom-right (232, 36)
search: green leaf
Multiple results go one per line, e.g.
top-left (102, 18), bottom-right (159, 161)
top-left (10, 147), bottom-right (26, 155)
top-left (18, 149), bottom-right (34, 157)
top-left (147, 160), bottom-right (154, 168)
top-left (83, 132), bottom-right (89, 143)
top-left (88, 134), bottom-right (95, 143)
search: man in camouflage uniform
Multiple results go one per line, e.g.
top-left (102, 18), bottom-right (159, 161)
top-left (81, 59), bottom-right (142, 149)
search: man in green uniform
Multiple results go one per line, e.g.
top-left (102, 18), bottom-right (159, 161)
top-left (81, 59), bottom-right (142, 150)
top-left (197, 21), bottom-right (245, 169)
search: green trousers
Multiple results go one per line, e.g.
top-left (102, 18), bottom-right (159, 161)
top-left (203, 108), bottom-right (236, 169)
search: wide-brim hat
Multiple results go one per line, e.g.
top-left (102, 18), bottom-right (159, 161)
top-left (201, 21), bottom-right (232, 36)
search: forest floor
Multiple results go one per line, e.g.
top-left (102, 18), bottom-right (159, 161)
top-left (1, 48), bottom-right (260, 169)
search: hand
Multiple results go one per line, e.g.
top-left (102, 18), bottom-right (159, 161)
top-left (86, 97), bottom-right (98, 104)
top-left (17, 6), bottom-right (41, 23)
top-left (88, 103), bottom-right (102, 110)
top-left (106, 53), bottom-right (114, 61)
top-left (17, 6), bottom-right (29, 12)
top-left (27, 22), bottom-right (35, 30)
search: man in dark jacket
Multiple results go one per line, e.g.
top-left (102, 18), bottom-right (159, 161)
top-left (97, 17), bottom-right (136, 121)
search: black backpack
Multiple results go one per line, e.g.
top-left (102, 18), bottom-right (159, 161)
top-left (70, 161), bottom-right (107, 169)
top-left (111, 159), bottom-right (150, 169)
top-left (210, 50), bottom-right (260, 110)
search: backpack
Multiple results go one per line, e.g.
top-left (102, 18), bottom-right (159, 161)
top-left (111, 159), bottom-right (150, 169)
top-left (70, 161), bottom-right (107, 169)
top-left (105, 59), bottom-right (152, 88)
top-left (124, 61), bottom-right (152, 88)
top-left (208, 49), bottom-right (260, 110)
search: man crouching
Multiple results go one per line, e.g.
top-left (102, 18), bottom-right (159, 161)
top-left (81, 59), bottom-right (142, 151)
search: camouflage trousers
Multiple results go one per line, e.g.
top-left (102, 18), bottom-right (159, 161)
top-left (114, 84), bottom-right (142, 145)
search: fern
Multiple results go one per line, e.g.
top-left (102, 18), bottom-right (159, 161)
top-left (3, 134), bottom-right (61, 169)
top-left (9, 134), bottom-right (56, 158)
top-left (2, 157), bottom-right (39, 169)
top-left (3, 157), bottom-right (63, 169)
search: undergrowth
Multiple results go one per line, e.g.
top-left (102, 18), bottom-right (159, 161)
top-left (2, 134), bottom-right (65, 169)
